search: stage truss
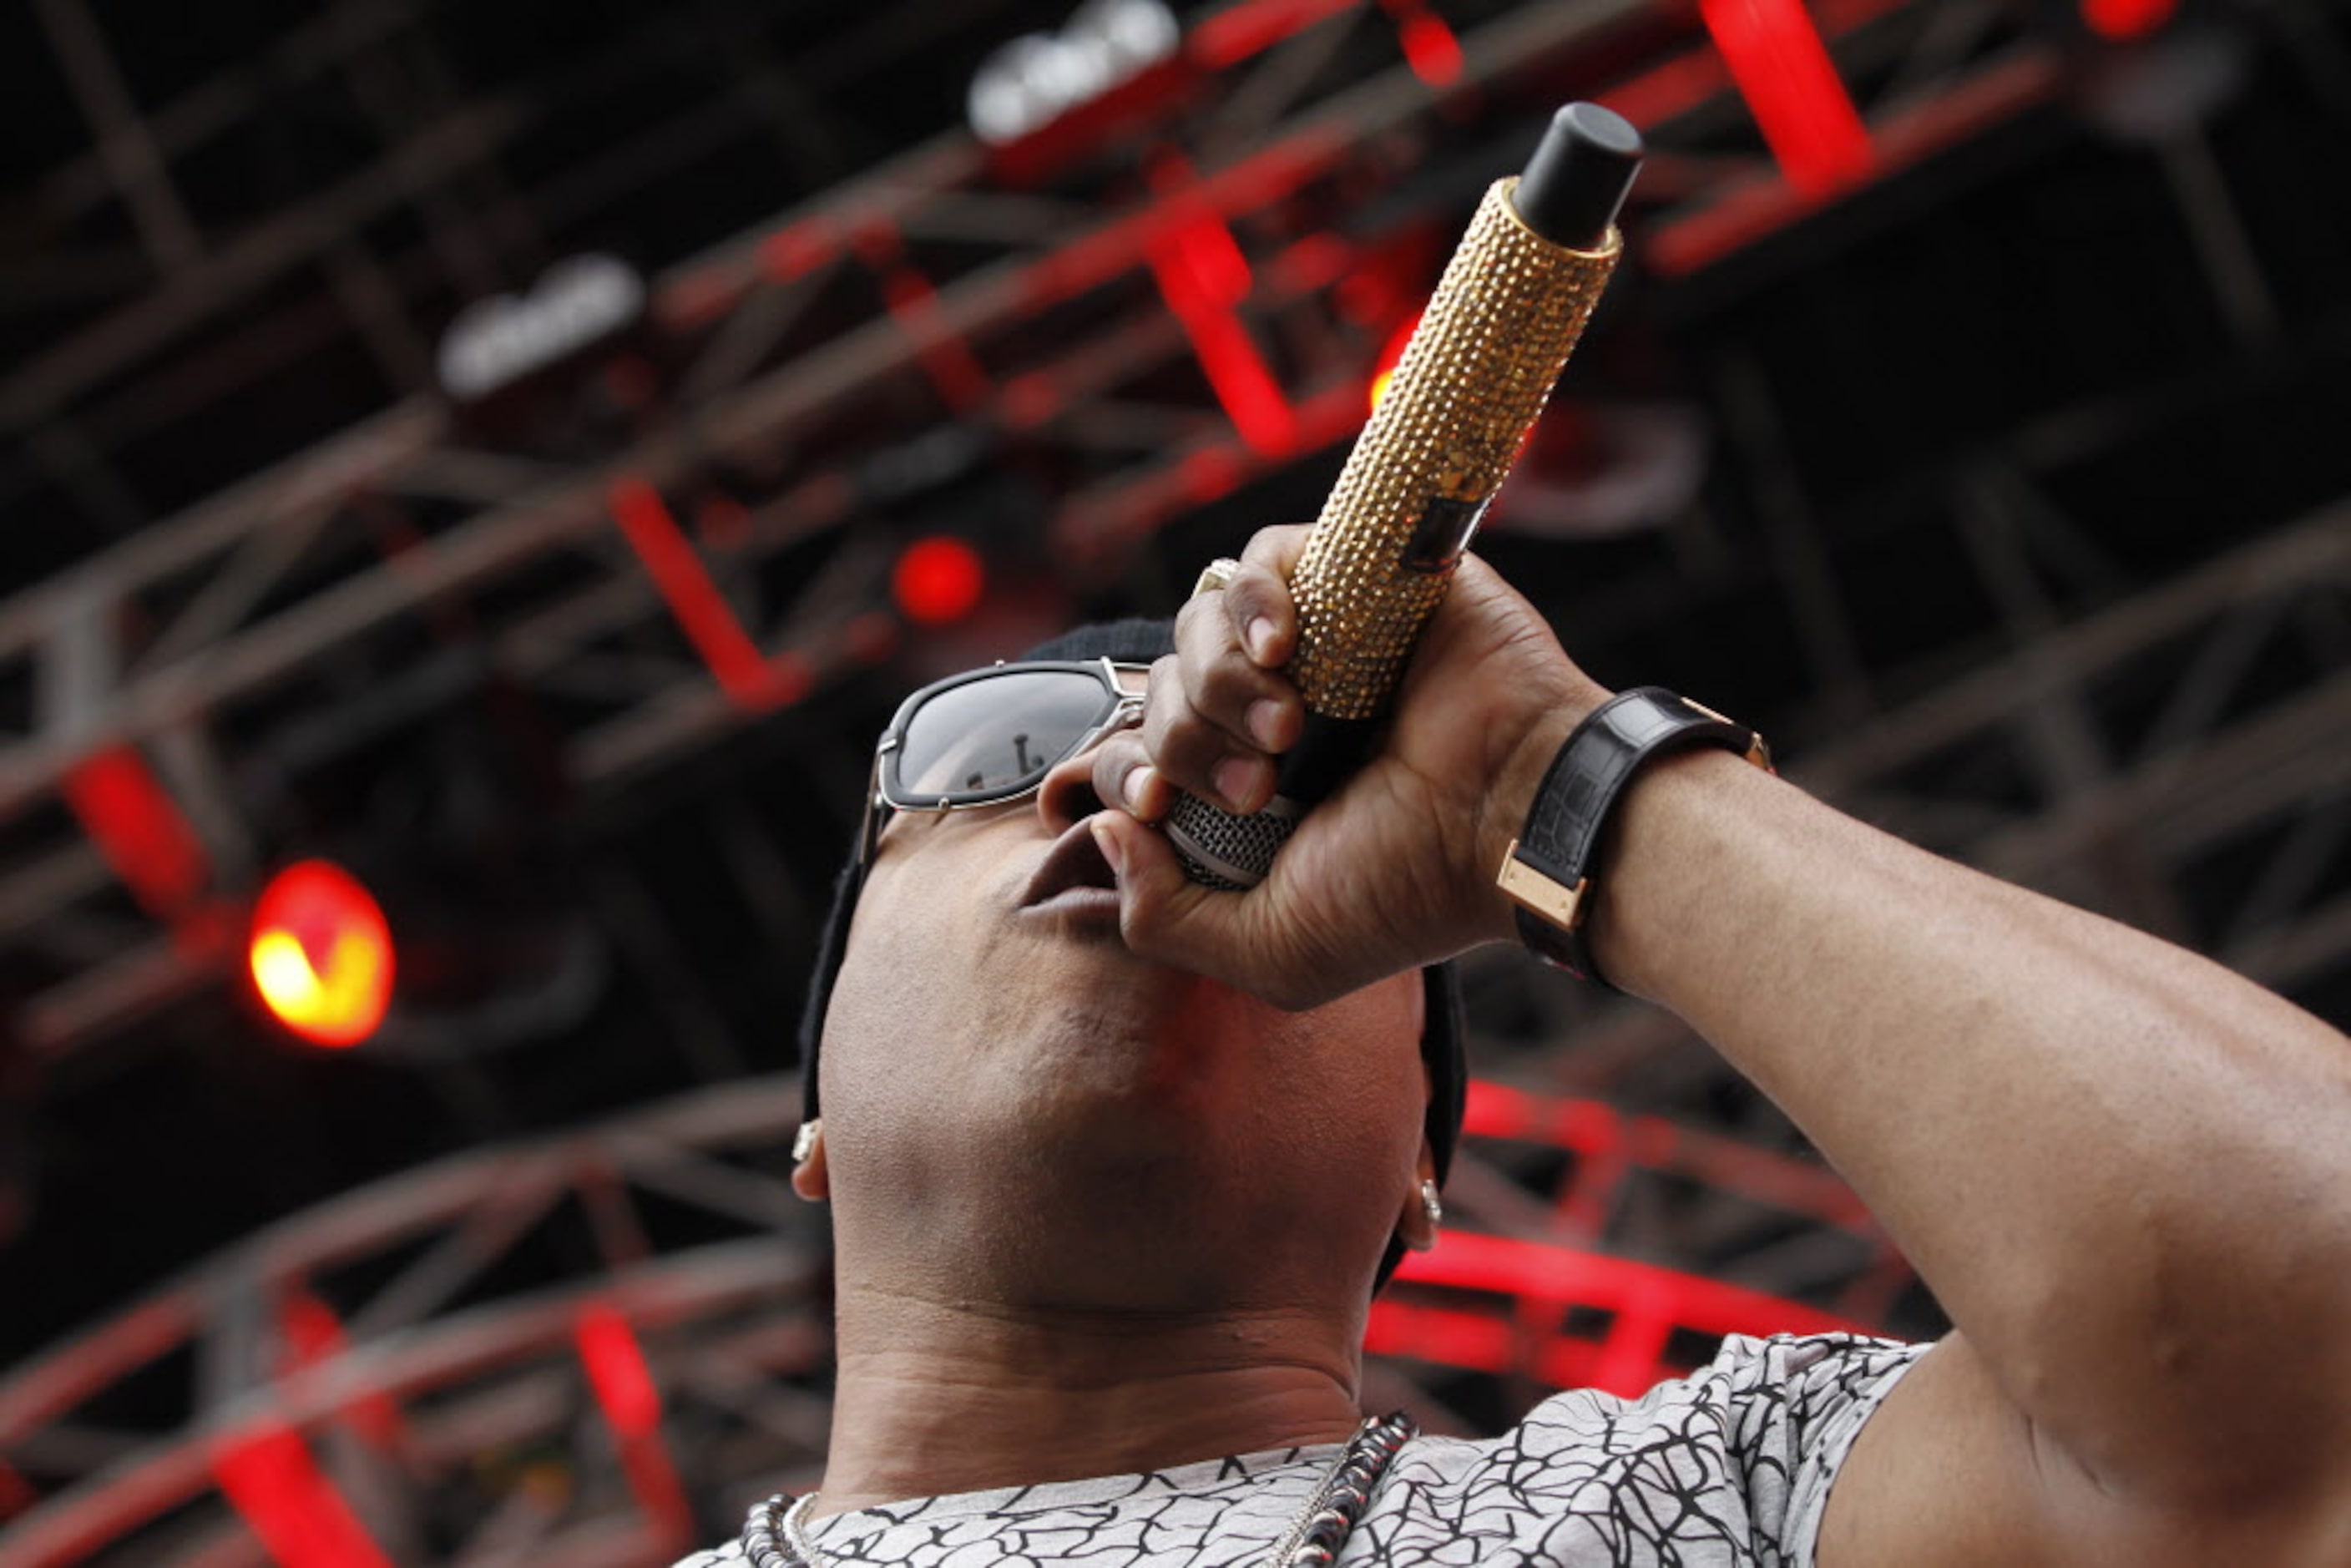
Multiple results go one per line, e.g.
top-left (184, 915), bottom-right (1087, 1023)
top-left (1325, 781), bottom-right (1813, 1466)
top-left (0, 1072), bottom-right (1916, 1567)
top-left (10, 0), bottom-right (2296, 1062)
top-left (3, 0), bottom-right (2348, 1560)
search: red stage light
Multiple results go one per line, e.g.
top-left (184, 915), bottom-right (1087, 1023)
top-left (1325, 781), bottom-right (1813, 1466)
top-left (2081, 0), bottom-right (2177, 40)
top-left (892, 536), bottom-right (988, 625)
top-left (249, 861), bottom-right (393, 1049)
top-left (1368, 311), bottom-right (1421, 413)
top-left (1700, 0), bottom-right (1873, 199)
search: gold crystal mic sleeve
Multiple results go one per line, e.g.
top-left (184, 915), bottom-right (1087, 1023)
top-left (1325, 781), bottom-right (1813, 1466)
top-left (1165, 103), bottom-right (1643, 890)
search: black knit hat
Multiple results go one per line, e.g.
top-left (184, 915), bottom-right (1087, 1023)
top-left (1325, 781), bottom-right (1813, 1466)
top-left (796, 619), bottom-right (1469, 1287)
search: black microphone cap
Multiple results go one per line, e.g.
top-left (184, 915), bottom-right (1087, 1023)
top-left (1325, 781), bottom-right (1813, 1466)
top-left (1513, 103), bottom-right (1643, 250)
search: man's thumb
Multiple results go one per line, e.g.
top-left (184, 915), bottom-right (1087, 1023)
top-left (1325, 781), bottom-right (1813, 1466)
top-left (1090, 814), bottom-right (1264, 994)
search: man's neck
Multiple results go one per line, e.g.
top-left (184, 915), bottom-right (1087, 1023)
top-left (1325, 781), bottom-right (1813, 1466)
top-left (812, 1285), bottom-right (1368, 1516)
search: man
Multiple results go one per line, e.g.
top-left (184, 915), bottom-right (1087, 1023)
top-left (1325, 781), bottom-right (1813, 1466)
top-left (680, 525), bottom-right (2351, 1565)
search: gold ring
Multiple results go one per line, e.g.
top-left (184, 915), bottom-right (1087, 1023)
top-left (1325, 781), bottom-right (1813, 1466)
top-left (1191, 557), bottom-right (1242, 598)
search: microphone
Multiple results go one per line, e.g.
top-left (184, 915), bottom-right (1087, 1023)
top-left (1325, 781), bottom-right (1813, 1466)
top-left (1165, 103), bottom-right (1644, 889)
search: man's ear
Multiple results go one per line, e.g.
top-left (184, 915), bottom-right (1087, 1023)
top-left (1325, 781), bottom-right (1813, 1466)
top-left (790, 1120), bottom-right (830, 1201)
top-left (1394, 1137), bottom-right (1440, 1253)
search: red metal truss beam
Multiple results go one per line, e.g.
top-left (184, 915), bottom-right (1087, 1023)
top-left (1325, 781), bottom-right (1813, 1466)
top-left (58, 747), bottom-right (209, 923)
top-left (574, 1303), bottom-right (694, 1553)
top-left (1464, 1081), bottom-right (1877, 1232)
top-left (1651, 45), bottom-right (2064, 275)
top-left (0, 1071), bottom-right (1888, 1560)
top-left (209, 1422), bottom-right (392, 1568)
top-left (606, 478), bottom-right (805, 712)
top-left (1700, 0), bottom-right (1873, 198)
top-left (1383, 1233), bottom-right (1873, 1397)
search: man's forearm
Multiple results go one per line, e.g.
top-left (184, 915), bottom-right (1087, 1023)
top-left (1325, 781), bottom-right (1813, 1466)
top-left (1587, 748), bottom-right (2351, 1505)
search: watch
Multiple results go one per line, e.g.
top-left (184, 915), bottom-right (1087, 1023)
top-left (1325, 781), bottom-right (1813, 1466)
top-left (1496, 687), bottom-right (1771, 987)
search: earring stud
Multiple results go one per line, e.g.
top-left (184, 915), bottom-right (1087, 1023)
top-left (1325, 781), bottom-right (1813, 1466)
top-left (1420, 1179), bottom-right (1443, 1230)
top-left (791, 1120), bottom-right (822, 1163)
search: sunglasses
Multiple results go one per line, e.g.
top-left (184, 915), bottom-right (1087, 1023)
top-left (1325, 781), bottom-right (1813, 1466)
top-left (857, 659), bottom-right (1151, 867)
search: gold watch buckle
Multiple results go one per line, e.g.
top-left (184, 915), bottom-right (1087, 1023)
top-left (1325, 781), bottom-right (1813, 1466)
top-left (1496, 841), bottom-right (1590, 931)
top-left (1680, 696), bottom-right (1774, 773)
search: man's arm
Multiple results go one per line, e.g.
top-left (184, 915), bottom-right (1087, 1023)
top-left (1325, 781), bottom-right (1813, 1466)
top-left (1582, 745), bottom-right (2351, 1565)
top-left (1084, 526), bottom-right (2351, 1565)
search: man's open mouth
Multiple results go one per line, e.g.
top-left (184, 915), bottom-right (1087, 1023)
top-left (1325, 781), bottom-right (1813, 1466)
top-left (1019, 823), bottom-right (1121, 911)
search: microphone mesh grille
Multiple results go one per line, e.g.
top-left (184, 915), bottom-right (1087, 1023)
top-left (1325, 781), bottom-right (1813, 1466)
top-left (1164, 793), bottom-right (1298, 890)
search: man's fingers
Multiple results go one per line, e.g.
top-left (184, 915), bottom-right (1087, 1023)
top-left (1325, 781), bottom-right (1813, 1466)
top-left (1225, 525), bottom-right (1311, 669)
top-left (1090, 733), bottom-right (1170, 822)
top-left (1139, 524), bottom-right (1316, 815)
top-left (1091, 813), bottom-right (1350, 1011)
top-left (1171, 574), bottom-right (1302, 752)
top-left (1089, 813), bottom-right (1269, 997)
top-left (1141, 655), bottom-right (1277, 815)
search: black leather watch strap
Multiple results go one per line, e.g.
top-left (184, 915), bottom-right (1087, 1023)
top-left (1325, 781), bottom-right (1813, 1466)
top-left (1497, 687), bottom-right (1770, 988)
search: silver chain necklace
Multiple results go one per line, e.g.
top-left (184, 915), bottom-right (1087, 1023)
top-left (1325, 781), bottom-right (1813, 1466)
top-left (739, 1411), bottom-right (1418, 1568)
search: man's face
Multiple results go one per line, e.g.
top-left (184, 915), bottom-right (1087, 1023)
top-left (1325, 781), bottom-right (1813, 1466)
top-left (815, 666), bottom-right (1429, 1314)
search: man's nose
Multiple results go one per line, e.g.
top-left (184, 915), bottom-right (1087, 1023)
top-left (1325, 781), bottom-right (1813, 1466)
top-left (1034, 747), bottom-right (1109, 835)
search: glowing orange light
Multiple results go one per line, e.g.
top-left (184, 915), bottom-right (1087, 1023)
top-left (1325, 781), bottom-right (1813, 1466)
top-left (249, 861), bottom-right (393, 1048)
top-left (892, 536), bottom-right (987, 625)
top-left (1368, 311), bottom-right (1422, 414)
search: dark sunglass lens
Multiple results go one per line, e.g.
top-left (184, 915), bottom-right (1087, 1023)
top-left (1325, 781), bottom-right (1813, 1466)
top-left (895, 670), bottom-right (1109, 799)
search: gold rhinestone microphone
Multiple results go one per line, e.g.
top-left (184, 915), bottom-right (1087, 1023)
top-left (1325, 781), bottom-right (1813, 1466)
top-left (1165, 104), bottom-right (1643, 890)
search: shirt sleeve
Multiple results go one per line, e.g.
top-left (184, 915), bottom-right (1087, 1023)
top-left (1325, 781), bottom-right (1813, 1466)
top-left (1698, 1331), bottom-right (1928, 1566)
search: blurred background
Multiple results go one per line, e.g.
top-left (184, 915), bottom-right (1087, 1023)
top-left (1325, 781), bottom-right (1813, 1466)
top-left (2, 0), bottom-right (2346, 1561)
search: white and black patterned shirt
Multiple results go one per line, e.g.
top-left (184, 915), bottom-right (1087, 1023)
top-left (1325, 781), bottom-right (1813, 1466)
top-left (675, 1333), bottom-right (1925, 1568)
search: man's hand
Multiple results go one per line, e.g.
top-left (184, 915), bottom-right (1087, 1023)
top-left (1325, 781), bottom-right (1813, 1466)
top-left (1084, 524), bottom-right (1610, 1009)
top-left (1099, 522), bottom-right (2351, 1568)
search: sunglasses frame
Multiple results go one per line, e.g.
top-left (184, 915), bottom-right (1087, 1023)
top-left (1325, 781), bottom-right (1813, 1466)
top-left (856, 657), bottom-right (1150, 870)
